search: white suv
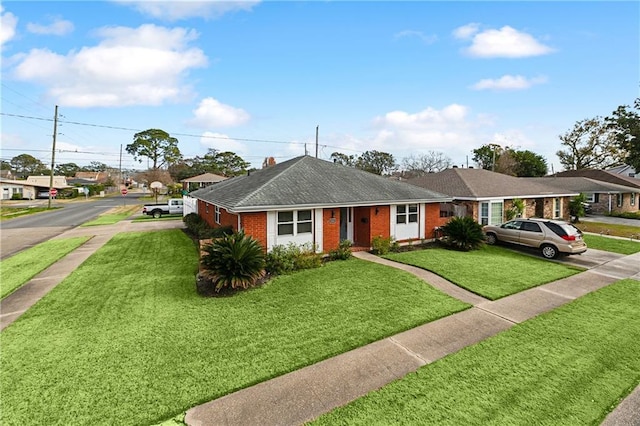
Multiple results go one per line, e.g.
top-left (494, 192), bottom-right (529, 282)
top-left (483, 218), bottom-right (587, 259)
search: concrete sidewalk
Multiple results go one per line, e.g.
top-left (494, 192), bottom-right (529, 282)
top-left (186, 251), bottom-right (640, 426)
top-left (0, 219), bottom-right (185, 331)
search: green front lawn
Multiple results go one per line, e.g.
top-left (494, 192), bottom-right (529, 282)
top-left (384, 245), bottom-right (583, 300)
top-left (0, 236), bottom-right (90, 299)
top-left (313, 278), bottom-right (640, 425)
top-left (0, 230), bottom-right (469, 426)
top-left (0, 206), bottom-right (60, 221)
top-left (582, 234), bottom-right (640, 255)
top-left (81, 205), bottom-right (141, 226)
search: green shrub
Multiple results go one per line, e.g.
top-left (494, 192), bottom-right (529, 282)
top-left (440, 216), bottom-right (485, 251)
top-left (328, 240), bottom-right (353, 260)
top-left (201, 231), bottom-right (265, 292)
top-left (265, 242), bottom-right (323, 275)
top-left (371, 236), bottom-right (398, 255)
top-left (183, 213), bottom-right (232, 239)
top-left (10, 193), bottom-right (22, 200)
top-left (294, 243), bottom-right (323, 270)
top-left (265, 244), bottom-right (297, 275)
top-left (609, 211), bottom-right (640, 220)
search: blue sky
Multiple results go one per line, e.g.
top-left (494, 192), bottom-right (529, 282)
top-left (1, 1), bottom-right (638, 172)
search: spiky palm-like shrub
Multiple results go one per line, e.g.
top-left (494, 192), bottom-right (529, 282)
top-left (201, 231), bottom-right (265, 292)
top-left (440, 216), bottom-right (485, 251)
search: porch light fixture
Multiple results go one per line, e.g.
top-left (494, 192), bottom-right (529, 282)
top-left (375, 207), bottom-right (379, 215)
top-left (331, 210), bottom-right (335, 218)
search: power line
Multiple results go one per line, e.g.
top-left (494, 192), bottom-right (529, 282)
top-left (0, 111), bottom-right (365, 154)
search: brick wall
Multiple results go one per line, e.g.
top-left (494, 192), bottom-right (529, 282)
top-left (241, 212), bottom-right (268, 250)
top-left (197, 200), bottom-right (238, 231)
top-left (323, 208), bottom-right (340, 252)
top-left (425, 203), bottom-right (449, 238)
top-left (370, 205), bottom-right (390, 241)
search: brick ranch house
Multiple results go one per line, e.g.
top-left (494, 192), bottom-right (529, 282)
top-left (188, 155), bottom-right (452, 253)
top-left (408, 168), bottom-right (579, 226)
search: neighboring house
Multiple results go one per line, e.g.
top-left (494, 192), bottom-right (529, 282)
top-left (528, 176), bottom-right (640, 214)
top-left (408, 168), bottom-right (578, 226)
top-left (182, 173), bottom-right (227, 192)
top-left (1, 178), bottom-right (36, 200)
top-left (74, 171), bottom-right (112, 184)
top-left (550, 169), bottom-right (640, 214)
top-left (188, 155), bottom-right (452, 252)
top-left (0, 169), bottom-right (14, 179)
top-left (25, 176), bottom-right (73, 198)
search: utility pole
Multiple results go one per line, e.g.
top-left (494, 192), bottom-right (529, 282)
top-left (48, 105), bottom-right (58, 209)
top-left (315, 125), bottom-right (319, 158)
top-left (119, 144), bottom-right (123, 189)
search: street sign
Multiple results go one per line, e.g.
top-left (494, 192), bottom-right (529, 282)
top-left (121, 188), bottom-right (128, 196)
top-left (49, 188), bottom-right (58, 197)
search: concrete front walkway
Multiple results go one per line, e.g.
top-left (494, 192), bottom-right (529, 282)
top-left (187, 250), bottom-right (640, 426)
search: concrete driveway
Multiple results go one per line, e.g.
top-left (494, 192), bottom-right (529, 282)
top-left (580, 214), bottom-right (640, 227)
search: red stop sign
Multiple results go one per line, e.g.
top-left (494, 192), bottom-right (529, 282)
top-left (121, 188), bottom-right (128, 196)
top-left (49, 188), bottom-right (58, 197)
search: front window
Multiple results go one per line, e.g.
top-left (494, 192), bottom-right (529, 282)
top-left (480, 201), bottom-right (504, 225)
top-left (214, 206), bottom-right (221, 224)
top-left (277, 210), bottom-right (312, 236)
top-left (631, 193), bottom-right (636, 206)
top-left (617, 193), bottom-right (623, 207)
top-left (396, 204), bottom-right (418, 224)
top-left (554, 198), bottom-right (561, 218)
top-left (585, 193), bottom-right (596, 203)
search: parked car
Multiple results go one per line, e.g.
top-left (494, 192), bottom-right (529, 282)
top-left (483, 218), bottom-right (587, 259)
top-left (582, 202), bottom-right (593, 214)
top-left (142, 199), bottom-right (183, 218)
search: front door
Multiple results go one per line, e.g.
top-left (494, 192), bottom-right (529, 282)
top-left (340, 207), bottom-right (353, 241)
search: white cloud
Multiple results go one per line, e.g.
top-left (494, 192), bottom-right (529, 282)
top-left (115, 0), bottom-right (260, 21)
top-left (347, 104), bottom-right (492, 163)
top-left (1, 6), bottom-right (18, 48)
top-left (471, 74), bottom-right (548, 90)
top-left (458, 24), bottom-right (554, 58)
top-left (189, 97), bottom-right (250, 128)
top-left (10, 24), bottom-right (207, 107)
top-left (199, 132), bottom-right (248, 157)
top-left (452, 23), bottom-right (480, 40)
top-left (394, 30), bottom-right (437, 44)
top-left (27, 16), bottom-right (74, 36)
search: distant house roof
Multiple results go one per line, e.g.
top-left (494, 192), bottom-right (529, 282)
top-left (408, 168), bottom-right (578, 200)
top-left (526, 176), bottom-right (640, 194)
top-left (73, 171), bottom-right (111, 183)
top-left (190, 155), bottom-right (451, 212)
top-left (554, 169), bottom-right (640, 189)
top-left (606, 164), bottom-right (638, 179)
top-left (182, 173), bottom-right (227, 183)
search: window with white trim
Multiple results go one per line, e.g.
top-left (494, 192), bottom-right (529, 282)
top-left (554, 198), bottom-right (561, 218)
top-left (396, 204), bottom-right (418, 224)
top-left (616, 193), bottom-right (623, 207)
top-left (585, 193), bottom-right (596, 203)
top-left (277, 210), bottom-right (312, 236)
top-left (214, 206), bottom-right (221, 224)
top-left (631, 193), bottom-right (636, 206)
top-left (480, 201), bottom-right (503, 225)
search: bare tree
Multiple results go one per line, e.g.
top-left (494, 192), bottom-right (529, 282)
top-left (556, 117), bottom-right (624, 170)
top-left (400, 151), bottom-right (452, 178)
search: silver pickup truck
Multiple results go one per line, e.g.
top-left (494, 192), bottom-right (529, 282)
top-left (142, 199), bottom-right (184, 218)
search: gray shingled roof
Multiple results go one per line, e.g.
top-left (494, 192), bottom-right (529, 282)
top-left (189, 155), bottom-right (451, 211)
top-left (554, 169), bottom-right (640, 189)
top-left (408, 168), bottom-right (578, 199)
top-left (525, 177), bottom-right (640, 193)
top-left (182, 172), bottom-right (227, 183)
